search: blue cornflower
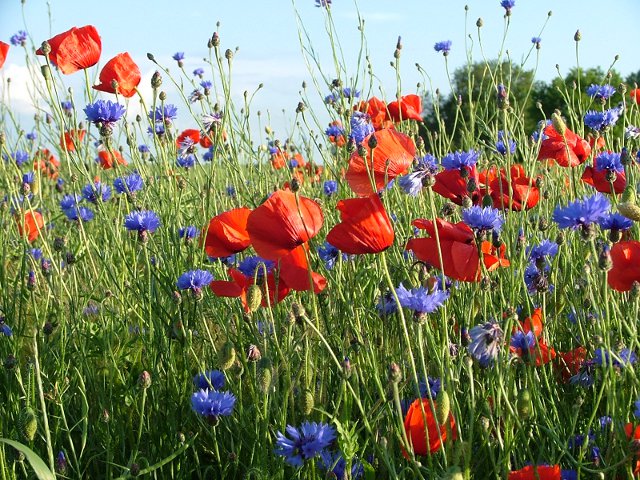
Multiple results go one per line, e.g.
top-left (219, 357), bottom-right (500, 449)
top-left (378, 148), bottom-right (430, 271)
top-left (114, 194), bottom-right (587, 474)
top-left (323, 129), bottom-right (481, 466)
top-left (634, 399), bottom-right (640, 418)
top-left (325, 123), bottom-right (345, 139)
top-left (500, 0), bottom-right (515, 11)
top-left (177, 154), bottom-right (196, 169)
top-left (82, 182), bottom-right (112, 203)
top-left (203, 148), bottom-right (214, 162)
top-left (238, 256), bottom-right (275, 278)
top-left (124, 210), bottom-right (161, 233)
top-left (317, 241), bottom-right (349, 270)
top-left (395, 283), bottom-right (449, 315)
top-left (114, 173), bottom-right (144, 195)
top-left (323, 180), bottom-right (338, 196)
top-left (317, 451), bottom-right (364, 480)
top-left (179, 226), bottom-right (199, 240)
top-left (30, 248), bottom-right (43, 261)
top-left (468, 321), bottom-right (503, 367)
top-left (462, 206), bottom-right (504, 234)
top-left (441, 149), bottom-right (479, 171)
top-left (0, 318), bottom-right (12, 337)
top-left (434, 40), bottom-right (452, 55)
top-left (524, 263), bottom-right (552, 294)
top-left (193, 67), bottom-right (205, 77)
top-left (64, 206), bottom-right (94, 222)
top-left (60, 101), bottom-right (73, 113)
top-left (552, 193), bottom-right (610, 230)
top-left (176, 270), bottom-right (214, 292)
top-left (83, 100), bottom-right (126, 126)
top-left (349, 111), bottom-right (374, 144)
top-left (191, 389), bottom-right (236, 419)
top-left (495, 130), bottom-right (516, 155)
top-left (148, 104), bottom-right (178, 124)
top-left (138, 144), bottom-right (150, 154)
top-left (593, 348), bottom-right (637, 368)
top-left (324, 93), bottom-right (337, 104)
top-left (200, 80), bottom-right (212, 91)
top-left (26, 132), bottom-right (37, 141)
top-left (22, 171), bottom-right (35, 186)
top-left (586, 84), bottom-right (616, 101)
top-left (342, 87), bottom-right (360, 99)
top-left (531, 36), bottom-right (542, 45)
top-left (274, 422), bottom-right (336, 467)
top-left (5, 150), bottom-right (29, 167)
top-left (398, 155), bottom-right (439, 196)
top-left (59, 194), bottom-right (81, 211)
top-left (376, 291), bottom-right (397, 315)
top-left (584, 108), bottom-right (621, 131)
top-left (148, 123), bottom-right (166, 137)
top-left (594, 151), bottom-right (623, 173)
top-left (315, 0), bottom-right (331, 7)
top-left (225, 185), bottom-right (236, 197)
top-left (527, 239), bottom-right (559, 266)
top-left (172, 52), bottom-right (185, 62)
top-left (418, 376), bottom-right (442, 399)
top-left (510, 330), bottom-right (535, 352)
top-left (194, 370), bottom-right (225, 390)
top-left (598, 213), bottom-right (633, 231)
top-left (10, 30), bottom-right (27, 47)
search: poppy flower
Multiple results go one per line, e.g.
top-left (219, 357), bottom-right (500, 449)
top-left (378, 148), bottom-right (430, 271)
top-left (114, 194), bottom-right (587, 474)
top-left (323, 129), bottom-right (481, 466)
top-left (510, 308), bottom-right (556, 366)
top-left (270, 150), bottom-right (288, 169)
top-left (587, 133), bottom-right (606, 152)
top-left (203, 207), bottom-right (252, 258)
top-left (581, 166), bottom-right (626, 194)
top-left (93, 52), bottom-right (140, 98)
top-left (403, 398), bottom-right (456, 456)
top-left (346, 128), bottom-right (415, 196)
top-left (608, 240), bottom-right (640, 291)
top-left (33, 149), bottom-right (60, 180)
top-left (387, 94), bottom-right (423, 122)
top-left (36, 25), bottom-right (101, 75)
top-left (508, 465), bottom-right (562, 480)
top-left (537, 124), bottom-right (592, 167)
top-left (555, 346), bottom-right (587, 383)
top-left (433, 167), bottom-right (482, 206)
top-left (326, 194), bottom-right (394, 254)
top-left (210, 267), bottom-right (290, 311)
top-left (247, 190), bottom-right (323, 260)
top-left (624, 423), bottom-right (640, 476)
top-left (0, 41), bottom-right (9, 69)
top-left (630, 89), bottom-right (640, 106)
top-left (406, 218), bottom-right (509, 282)
top-left (16, 210), bottom-right (44, 243)
top-left (176, 128), bottom-right (200, 155)
top-left (279, 244), bottom-right (327, 294)
top-left (96, 149), bottom-right (127, 169)
top-left (60, 129), bottom-right (86, 152)
top-left (480, 165), bottom-right (540, 210)
top-left (354, 96), bottom-right (392, 130)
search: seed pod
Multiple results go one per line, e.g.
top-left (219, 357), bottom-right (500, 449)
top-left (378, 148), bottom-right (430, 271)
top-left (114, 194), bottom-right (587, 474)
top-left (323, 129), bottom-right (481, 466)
top-left (246, 285), bottom-right (262, 313)
top-left (20, 407), bottom-right (37, 442)
top-left (218, 341), bottom-right (236, 371)
top-left (256, 358), bottom-right (273, 394)
top-left (300, 388), bottom-right (314, 416)
top-left (436, 390), bottom-right (451, 425)
top-left (517, 389), bottom-right (532, 419)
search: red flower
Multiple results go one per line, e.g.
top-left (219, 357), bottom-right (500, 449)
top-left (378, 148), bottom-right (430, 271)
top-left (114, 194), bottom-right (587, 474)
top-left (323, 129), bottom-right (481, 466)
top-left (326, 194), bottom-right (394, 254)
top-left (587, 133), bottom-right (606, 152)
top-left (0, 41), bottom-right (9, 69)
top-left (537, 124), bottom-right (591, 167)
top-left (34, 149), bottom-right (60, 180)
top-left (96, 149), bottom-right (127, 169)
top-left (60, 129), bottom-right (86, 152)
top-left (279, 244), bottom-right (327, 294)
top-left (480, 165), bottom-right (540, 210)
top-left (608, 240), bottom-right (640, 292)
top-left (16, 211), bottom-right (44, 243)
top-left (247, 190), bottom-right (323, 260)
top-left (581, 166), bottom-right (626, 194)
top-left (555, 346), bottom-right (587, 383)
top-left (36, 25), bottom-right (101, 74)
top-left (346, 128), bottom-right (415, 196)
top-left (210, 267), bottom-right (290, 311)
top-left (176, 129), bottom-right (201, 148)
top-left (406, 218), bottom-right (509, 282)
top-left (270, 150), bottom-right (288, 169)
top-left (93, 52), bottom-right (141, 98)
top-left (203, 207), bottom-right (252, 258)
top-left (624, 423), bottom-right (640, 476)
top-left (510, 308), bottom-right (556, 366)
top-left (508, 465), bottom-right (562, 480)
top-left (403, 398), bottom-right (456, 456)
top-left (354, 97), bottom-right (392, 130)
top-left (433, 167), bottom-right (481, 206)
top-left (630, 89), bottom-right (640, 105)
top-left (387, 94), bottom-right (423, 122)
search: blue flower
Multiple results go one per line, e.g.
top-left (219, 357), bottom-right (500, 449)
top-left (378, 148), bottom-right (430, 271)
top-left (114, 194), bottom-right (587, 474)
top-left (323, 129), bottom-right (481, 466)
top-left (124, 210), bottom-right (161, 233)
top-left (4, 150), bottom-right (29, 167)
top-left (586, 84), bottom-right (616, 101)
top-left (593, 348), bottom-right (636, 368)
top-left (524, 263), bottom-right (552, 294)
top-left (418, 376), bottom-right (442, 399)
top-left (82, 182), bottom-right (112, 203)
top-left (26, 132), bottom-right (37, 141)
top-left (194, 370), bottom-right (225, 390)
top-left (64, 206), bottom-right (94, 222)
top-left (30, 248), bottom-right (43, 261)
top-left (138, 144), bottom-right (150, 154)
top-left (238, 256), bottom-right (275, 279)
top-left (441, 149), bottom-right (479, 170)
top-left (191, 389), bottom-right (236, 419)
top-left (317, 241), bottom-right (348, 270)
top-left (323, 180), bottom-right (338, 196)
top-left (462, 206), bottom-right (504, 234)
top-left (114, 173), bottom-right (144, 194)
top-left (179, 226), bottom-right (199, 240)
top-left (598, 213), bottom-right (633, 231)
top-left (594, 152), bottom-right (623, 173)
top-left (510, 330), bottom-right (535, 352)
top-left (148, 104), bottom-right (178, 124)
top-left (274, 422), bottom-right (336, 467)
top-left (531, 36), bottom-right (542, 45)
top-left (395, 283), bottom-right (449, 315)
top-left (584, 108), bottom-right (621, 131)
top-left (376, 291), bottom-right (397, 315)
top-left (315, 0), bottom-right (331, 7)
top-left (500, 0), bottom-right (515, 11)
top-left (527, 239), bottom-right (558, 266)
top-left (634, 399), bottom-right (640, 419)
top-left (468, 321), bottom-right (503, 367)
top-left (193, 67), bottom-right (205, 77)
top-left (200, 80), bottom-right (212, 90)
top-left (172, 52), bottom-right (185, 61)
top-left (0, 318), bottom-right (12, 337)
top-left (148, 123), bottom-right (166, 137)
top-left (317, 451), bottom-right (363, 480)
top-left (177, 154), bottom-right (196, 169)
top-left (398, 155), bottom-right (439, 196)
top-left (176, 270), bottom-right (214, 291)
top-left (434, 40), bottom-right (452, 55)
top-left (22, 171), bottom-right (35, 186)
top-left (349, 111), bottom-right (374, 144)
top-left (83, 100), bottom-right (126, 126)
top-left (59, 194), bottom-right (81, 211)
top-left (495, 130), bottom-right (516, 155)
top-left (325, 123), bottom-right (345, 139)
top-left (552, 193), bottom-right (610, 229)
top-left (225, 185), bottom-right (236, 197)
top-left (10, 30), bottom-right (27, 47)
top-left (60, 101), bottom-right (73, 112)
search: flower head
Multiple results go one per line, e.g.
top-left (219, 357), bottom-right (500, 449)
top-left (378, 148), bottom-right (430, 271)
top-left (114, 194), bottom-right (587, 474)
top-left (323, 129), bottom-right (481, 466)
top-left (64, 206), bottom-right (94, 222)
top-left (552, 193), bottom-right (610, 230)
top-left (237, 256), bottom-right (275, 278)
top-left (441, 149), bottom-right (479, 171)
top-left (496, 130), bottom-right (516, 155)
top-left (83, 100), bottom-right (126, 126)
top-left (598, 213), bottom-right (633, 231)
top-left (434, 40), bottom-right (452, 55)
top-left (10, 31), bottom-right (27, 47)
top-left (584, 108), bottom-right (622, 132)
top-left (586, 84), bottom-right (616, 101)
top-left (124, 210), bottom-right (160, 233)
top-left (179, 226), bottom-right (198, 240)
top-left (82, 181), bottom-right (111, 203)
top-left (113, 173), bottom-right (144, 194)
top-left (191, 389), bottom-right (236, 419)
top-left (349, 111), bottom-right (374, 144)
top-left (194, 370), bottom-right (225, 390)
top-left (594, 152), bottom-right (623, 173)
top-left (148, 104), bottom-right (178, 125)
top-left (462, 206), bottom-right (504, 234)
top-left (395, 283), bottom-right (449, 315)
top-left (527, 239), bottom-right (559, 265)
top-left (274, 422), bottom-right (336, 467)
top-left (176, 270), bottom-right (214, 293)
top-left (468, 321), bottom-right (503, 367)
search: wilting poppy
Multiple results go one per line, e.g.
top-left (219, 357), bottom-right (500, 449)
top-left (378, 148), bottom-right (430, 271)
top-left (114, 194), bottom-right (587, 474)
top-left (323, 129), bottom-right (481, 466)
top-left (210, 267), bottom-right (290, 311)
top-left (279, 244), bottom-right (327, 293)
top-left (0, 41), bottom-right (9, 69)
top-left (508, 465), bottom-right (562, 480)
top-left (555, 346), bottom-right (587, 383)
top-left (346, 128), bottom-right (415, 196)
top-left (33, 149), bottom-right (60, 180)
top-left (327, 194), bottom-right (394, 254)
top-left (36, 25), bottom-right (101, 74)
top-left (406, 218), bottom-right (509, 282)
top-left (581, 166), bottom-right (626, 194)
top-left (510, 308), bottom-right (556, 366)
top-left (93, 52), bottom-right (141, 98)
top-left (247, 190), bottom-right (323, 260)
top-left (96, 149), bottom-right (127, 169)
top-left (433, 167), bottom-right (481, 206)
top-left (403, 398), bottom-right (456, 456)
top-left (60, 129), bottom-right (86, 152)
top-left (480, 164), bottom-right (540, 210)
top-left (203, 207), bottom-right (252, 258)
top-left (387, 94), bottom-right (423, 122)
top-left (16, 210), bottom-right (44, 243)
top-left (608, 240), bottom-right (640, 291)
top-left (354, 96), bottom-right (392, 130)
top-left (537, 124), bottom-right (591, 167)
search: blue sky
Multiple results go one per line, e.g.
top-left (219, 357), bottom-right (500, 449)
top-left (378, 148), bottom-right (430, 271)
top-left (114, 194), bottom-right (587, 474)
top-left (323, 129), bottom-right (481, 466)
top-left (1, 0), bottom-right (639, 140)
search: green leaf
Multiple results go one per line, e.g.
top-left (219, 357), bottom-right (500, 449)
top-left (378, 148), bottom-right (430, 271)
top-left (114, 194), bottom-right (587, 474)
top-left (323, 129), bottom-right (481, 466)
top-left (0, 438), bottom-right (55, 480)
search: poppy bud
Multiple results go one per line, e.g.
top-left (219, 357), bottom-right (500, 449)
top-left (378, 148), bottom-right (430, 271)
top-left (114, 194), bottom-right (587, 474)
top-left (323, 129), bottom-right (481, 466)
top-left (225, 49), bottom-right (233, 60)
top-left (598, 244), bottom-right (613, 271)
top-left (290, 177), bottom-right (301, 192)
top-left (257, 358), bottom-right (272, 394)
top-left (41, 65), bottom-right (52, 82)
top-left (159, 91), bottom-right (167, 101)
top-left (246, 284), bottom-right (262, 312)
top-left (555, 230), bottom-right (565, 246)
top-left (367, 133), bottom-right (378, 150)
top-left (618, 186), bottom-right (640, 221)
top-left (151, 71), bottom-right (162, 89)
top-left (20, 407), bottom-right (37, 442)
top-left (40, 40), bottom-right (51, 55)
top-left (296, 101), bottom-right (305, 113)
top-left (388, 362), bottom-right (402, 384)
top-left (218, 341), bottom-right (236, 370)
top-left (516, 389), bottom-right (531, 419)
top-left (482, 194), bottom-right (493, 207)
top-left (551, 112), bottom-right (566, 136)
top-left (436, 390), bottom-right (451, 425)
top-left (138, 370), bottom-right (151, 389)
top-left (146, 52), bottom-right (155, 62)
top-left (300, 388), bottom-right (314, 416)
top-left (461, 196), bottom-right (473, 209)
top-left (631, 281), bottom-right (640, 300)
top-left (476, 17), bottom-right (483, 27)
top-left (212, 32), bottom-right (220, 47)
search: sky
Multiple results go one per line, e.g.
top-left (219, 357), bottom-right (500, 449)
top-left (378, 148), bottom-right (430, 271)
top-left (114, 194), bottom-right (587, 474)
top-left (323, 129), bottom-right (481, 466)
top-left (1, 0), bottom-right (639, 143)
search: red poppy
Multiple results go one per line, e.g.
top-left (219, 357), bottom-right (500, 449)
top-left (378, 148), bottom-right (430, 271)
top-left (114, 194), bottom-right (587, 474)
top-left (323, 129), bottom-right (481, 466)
top-left (346, 128), bottom-right (415, 196)
top-left (403, 399), bottom-right (456, 456)
top-left (387, 94), bottom-right (423, 122)
top-left (36, 25), bottom-right (101, 75)
top-left (433, 167), bottom-right (482, 206)
top-left (608, 241), bottom-right (640, 292)
top-left (96, 149), bottom-right (127, 169)
top-left (0, 41), bottom-right (9, 69)
top-left (406, 218), bottom-right (509, 282)
top-left (587, 133), bottom-right (606, 152)
top-left (624, 423), bottom-right (640, 476)
top-left (34, 149), bottom-right (60, 180)
top-left (326, 194), bottom-right (394, 254)
top-left (279, 244), bottom-right (327, 294)
top-left (510, 308), bottom-right (556, 366)
top-left (326, 120), bottom-right (346, 146)
top-left (581, 165), bottom-right (626, 194)
top-left (630, 89), bottom-right (640, 105)
top-left (354, 97), bottom-right (392, 130)
top-left (93, 52), bottom-right (140, 98)
top-left (508, 465), bottom-right (562, 480)
top-left (537, 124), bottom-right (592, 167)
top-left (176, 129), bottom-right (200, 149)
top-left (247, 190), bottom-right (323, 260)
top-left (16, 210), bottom-right (44, 243)
top-left (270, 150), bottom-right (288, 169)
top-left (60, 129), bottom-right (86, 152)
top-left (210, 267), bottom-right (290, 311)
top-left (480, 165), bottom-right (540, 210)
top-left (555, 346), bottom-right (587, 383)
top-left (203, 207), bottom-right (252, 258)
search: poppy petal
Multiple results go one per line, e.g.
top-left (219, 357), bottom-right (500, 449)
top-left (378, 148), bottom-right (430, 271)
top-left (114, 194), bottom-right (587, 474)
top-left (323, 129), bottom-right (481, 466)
top-left (204, 207), bottom-right (252, 258)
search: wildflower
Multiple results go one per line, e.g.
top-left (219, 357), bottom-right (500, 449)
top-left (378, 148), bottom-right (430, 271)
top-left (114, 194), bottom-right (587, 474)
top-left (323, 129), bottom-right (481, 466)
top-left (508, 465), bottom-right (567, 480)
top-left (398, 155), bottom-right (439, 196)
top-left (64, 206), bottom-right (94, 222)
top-left (210, 265), bottom-right (290, 311)
top-left (524, 263), bottom-right (552, 294)
top-left (349, 111), bottom-right (374, 145)
top-left (36, 25), bottom-right (101, 74)
top-left (237, 256), bottom-right (275, 279)
top-left (5, 150), bottom-right (29, 167)
top-left (178, 226), bottom-right (198, 240)
top-left (527, 239), bottom-right (558, 266)
top-left (148, 104), bottom-right (178, 125)
top-left (203, 207), bottom-right (252, 258)
top-left (59, 194), bottom-right (81, 212)
top-left (0, 42), bottom-right (8, 69)
top-left (315, 0), bottom-right (331, 7)
top-left (538, 123), bottom-right (591, 167)
top-left (83, 100), bottom-right (126, 126)
top-left (178, 130), bottom-right (202, 152)
top-left (191, 389), bottom-right (236, 420)
top-left (323, 180), bottom-right (338, 196)
top-left (468, 321), bottom-right (503, 367)
top-left (193, 370), bottom-right (225, 390)
top-left (0, 318), bottom-right (12, 337)
top-left (193, 67), bottom-right (205, 77)
top-left (434, 40), bottom-right (452, 55)
top-left (82, 181), bottom-right (112, 203)
top-left (325, 123), bottom-right (345, 142)
top-left (531, 36), bottom-right (542, 46)
top-left (200, 80), bottom-right (212, 91)
top-left (317, 241), bottom-right (348, 270)
top-left (274, 422), bottom-right (336, 467)
top-left (124, 210), bottom-right (161, 233)
top-left (387, 94), bottom-right (423, 122)
top-left (395, 283), bottom-right (449, 315)
top-left (584, 108), bottom-right (622, 132)
top-left (441, 149), bottom-right (479, 171)
top-left (500, 0), bottom-right (515, 13)
top-left (593, 347), bottom-right (637, 368)
top-left (176, 154), bottom-right (196, 168)
top-left (96, 150), bottom-right (127, 170)
top-left (462, 206), bottom-right (504, 235)
top-left (317, 451), bottom-right (364, 480)
top-left (60, 100), bottom-right (73, 113)
top-left (202, 112), bottom-right (223, 132)
top-left (10, 31), bottom-right (27, 47)
top-left (404, 398), bottom-right (457, 455)
top-left (552, 193), bottom-right (610, 230)
top-left (495, 130), bottom-right (516, 155)
top-left (113, 173), bottom-right (144, 194)
top-left (586, 84), bottom-right (616, 101)
top-left (172, 52), bottom-right (184, 63)
top-left (60, 129), bottom-right (86, 152)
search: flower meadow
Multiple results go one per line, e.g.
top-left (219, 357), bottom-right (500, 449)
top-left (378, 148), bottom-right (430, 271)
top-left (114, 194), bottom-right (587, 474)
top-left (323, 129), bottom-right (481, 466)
top-left (2, 2), bottom-right (640, 479)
